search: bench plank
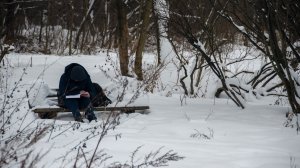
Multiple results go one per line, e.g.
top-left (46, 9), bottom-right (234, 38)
top-left (33, 106), bottom-right (150, 113)
top-left (33, 106), bottom-right (150, 119)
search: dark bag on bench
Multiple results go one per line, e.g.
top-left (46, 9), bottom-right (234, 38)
top-left (91, 83), bottom-right (112, 107)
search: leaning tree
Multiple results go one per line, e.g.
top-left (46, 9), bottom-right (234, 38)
top-left (219, 0), bottom-right (300, 114)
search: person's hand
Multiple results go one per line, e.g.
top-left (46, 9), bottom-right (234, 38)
top-left (80, 90), bottom-right (90, 98)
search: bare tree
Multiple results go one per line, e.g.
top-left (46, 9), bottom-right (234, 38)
top-left (0, 1), bottom-right (6, 43)
top-left (74, 0), bottom-right (100, 50)
top-left (3, 0), bottom-right (18, 44)
top-left (167, 0), bottom-right (245, 108)
top-left (134, 0), bottom-right (153, 81)
top-left (116, 0), bottom-right (130, 76)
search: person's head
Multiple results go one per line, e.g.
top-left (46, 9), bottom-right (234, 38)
top-left (70, 66), bottom-right (87, 81)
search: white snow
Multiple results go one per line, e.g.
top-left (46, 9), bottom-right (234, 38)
top-left (0, 50), bottom-right (299, 168)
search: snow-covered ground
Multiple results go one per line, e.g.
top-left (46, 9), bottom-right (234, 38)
top-left (0, 51), bottom-right (299, 168)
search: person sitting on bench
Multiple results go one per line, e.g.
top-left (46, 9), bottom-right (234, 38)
top-left (58, 63), bottom-right (97, 122)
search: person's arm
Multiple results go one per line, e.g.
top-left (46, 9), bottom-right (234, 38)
top-left (58, 74), bottom-right (67, 97)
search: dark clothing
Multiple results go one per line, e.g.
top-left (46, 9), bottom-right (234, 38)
top-left (64, 97), bottom-right (90, 119)
top-left (59, 63), bottom-right (96, 98)
top-left (58, 63), bottom-right (97, 121)
top-left (70, 66), bottom-right (87, 81)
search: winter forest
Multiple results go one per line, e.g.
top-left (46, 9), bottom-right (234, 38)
top-left (1, 0), bottom-right (300, 168)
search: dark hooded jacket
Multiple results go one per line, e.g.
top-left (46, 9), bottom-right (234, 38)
top-left (58, 63), bottom-right (96, 101)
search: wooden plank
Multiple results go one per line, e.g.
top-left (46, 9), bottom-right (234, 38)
top-left (33, 106), bottom-right (150, 114)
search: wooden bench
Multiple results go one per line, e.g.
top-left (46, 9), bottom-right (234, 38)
top-left (33, 106), bottom-right (150, 119)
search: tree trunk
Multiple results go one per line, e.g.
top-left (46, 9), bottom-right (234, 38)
top-left (195, 56), bottom-right (205, 87)
top-left (116, 0), bottom-right (129, 76)
top-left (0, 1), bottom-right (5, 40)
top-left (4, 0), bottom-right (17, 44)
top-left (266, 2), bottom-right (300, 113)
top-left (68, 0), bottom-right (73, 55)
top-left (134, 0), bottom-right (153, 80)
top-left (38, 9), bottom-right (44, 44)
top-left (152, 2), bottom-right (161, 65)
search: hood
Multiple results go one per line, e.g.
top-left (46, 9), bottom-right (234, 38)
top-left (64, 63), bottom-right (90, 79)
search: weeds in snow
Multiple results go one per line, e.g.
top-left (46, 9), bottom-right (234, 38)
top-left (109, 146), bottom-right (184, 168)
top-left (0, 53), bottom-right (51, 167)
top-left (205, 109), bottom-right (214, 121)
top-left (290, 156), bottom-right (297, 168)
top-left (284, 112), bottom-right (300, 133)
top-left (190, 128), bottom-right (214, 140)
top-left (0, 123), bottom-right (50, 167)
